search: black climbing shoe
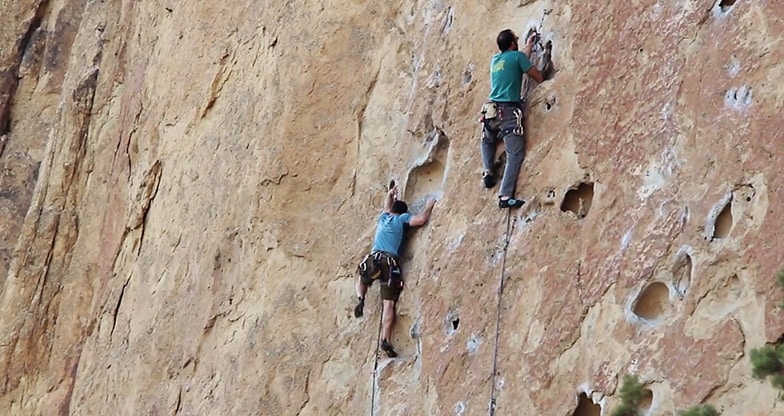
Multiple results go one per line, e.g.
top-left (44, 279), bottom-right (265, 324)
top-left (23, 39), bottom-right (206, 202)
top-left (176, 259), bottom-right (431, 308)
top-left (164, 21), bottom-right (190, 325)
top-left (482, 171), bottom-right (496, 188)
top-left (499, 198), bottom-right (525, 209)
top-left (380, 339), bottom-right (398, 358)
top-left (354, 297), bottom-right (364, 318)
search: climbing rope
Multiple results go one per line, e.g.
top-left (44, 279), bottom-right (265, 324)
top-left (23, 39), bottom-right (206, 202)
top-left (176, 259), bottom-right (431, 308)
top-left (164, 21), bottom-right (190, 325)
top-left (487, 209), bottom-right (513, 416)
top-left (370, 298), bottom-right (383, 416)
top-left (370, 179), bottom-right (396, 416)
top-left (486, 39), bottom-right (541, 412)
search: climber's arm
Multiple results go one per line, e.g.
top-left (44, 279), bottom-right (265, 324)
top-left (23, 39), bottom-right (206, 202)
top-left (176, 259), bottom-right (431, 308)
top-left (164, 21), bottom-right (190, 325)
top-left (409, 199), bottom-right (436, 227)
top-left (382, 186), bottom-right (397, 213)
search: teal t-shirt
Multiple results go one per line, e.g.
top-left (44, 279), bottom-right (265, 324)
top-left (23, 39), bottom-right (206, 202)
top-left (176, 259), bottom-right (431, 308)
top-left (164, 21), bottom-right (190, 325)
top-left (372, 212), bottom-right (412, 256)
top-left (489, 50), bottom-right (533, 103)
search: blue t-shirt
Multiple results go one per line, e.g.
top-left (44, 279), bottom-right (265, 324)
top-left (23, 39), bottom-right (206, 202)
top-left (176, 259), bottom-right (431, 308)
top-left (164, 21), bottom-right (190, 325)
top-left (489, 50), bottom-right (533, 103)
top-left (372, 212), bottom-right (412, 257)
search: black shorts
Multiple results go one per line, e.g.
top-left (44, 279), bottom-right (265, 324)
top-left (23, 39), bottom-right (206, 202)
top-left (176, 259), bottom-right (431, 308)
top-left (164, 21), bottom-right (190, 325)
top-left (360, 255), bottom-right (403, 302)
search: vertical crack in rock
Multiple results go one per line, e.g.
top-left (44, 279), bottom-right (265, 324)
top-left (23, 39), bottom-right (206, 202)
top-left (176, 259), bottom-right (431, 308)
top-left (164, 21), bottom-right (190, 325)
top-left (351, 62), bottom-right (381, 200)
top-left (60, 343), bottom-right (84, 415)
top-left (33, 211), bottom-right (61, 306)
top-left (126, 160), bottom-right (162, 254)
top-left (295, 370), bottom-right (311, 415)
top-left (0, 205), bottom-right (76, 394)
top-left (66, 68), bottom-right (100, 187)
top-left (123, 100), bottom-right (144, 181)
top-left (0, 58), bottom-right (94, 391)
top-left (0, 133), bottom-right (7, 162)
top-left (0, 0), bottom-right (50, 138)
top-left (201, 44), bottom-right (237, 118)
top-left (703, 317), bottom-right (746, 403)
top-left (174, 385), bottom-right (183, 415)
top-left (109, 275), bottom-right (131, 340)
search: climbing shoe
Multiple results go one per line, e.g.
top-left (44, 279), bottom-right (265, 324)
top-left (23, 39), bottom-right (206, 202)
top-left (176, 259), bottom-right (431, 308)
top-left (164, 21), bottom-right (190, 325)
top-left (499, 198), bottom-right (525, 209)
top-left (482, 171), bottom-right (496, 188)
top-left (354, 297), bottom-right (364, 318)
top-left (380, 339), bottom-right (398, 358)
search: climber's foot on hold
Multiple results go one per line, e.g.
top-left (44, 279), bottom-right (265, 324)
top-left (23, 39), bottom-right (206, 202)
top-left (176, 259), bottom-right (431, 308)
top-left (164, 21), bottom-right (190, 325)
top-left (380, 339), bottom-right (398, 358)
top-left (354, 297), bottom-right (364, 318)
top-left (499, 197), bottom-right (525, 209)
top-left (482, 170), bottom-right (496, 188)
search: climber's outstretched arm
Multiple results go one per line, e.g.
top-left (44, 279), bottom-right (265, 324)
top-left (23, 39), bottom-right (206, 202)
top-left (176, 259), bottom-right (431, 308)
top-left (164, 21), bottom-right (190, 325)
top-left (382, 186), bottom-right (397, 213)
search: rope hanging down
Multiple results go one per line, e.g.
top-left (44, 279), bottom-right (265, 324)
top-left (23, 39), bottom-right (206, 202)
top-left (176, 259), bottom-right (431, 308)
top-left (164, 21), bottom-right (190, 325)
top-left (370, 298), bottom-right (383, 416)
top-left (370, 179), bottom-right (396, 416)
top-left (487, 35), bottom-right (541, 412)
top-left (487, 209), bottom-right (513, 416)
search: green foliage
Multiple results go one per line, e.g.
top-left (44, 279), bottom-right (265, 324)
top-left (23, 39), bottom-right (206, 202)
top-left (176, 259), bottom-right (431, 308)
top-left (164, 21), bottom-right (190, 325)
top-left (750, 344), bottom-right (784, 391)
top-left (611, 402), bottom-right (640, 416)
top-left (776, 269), bottom-right (784, 288)
top-left (750, 268), bottom-right (784, 396)
top-left (678, 404), bottom-right (719, 416)
top-left (611, 375), bottom-right (722, 416)
top-left (611, 375), bottom-right (645, 416)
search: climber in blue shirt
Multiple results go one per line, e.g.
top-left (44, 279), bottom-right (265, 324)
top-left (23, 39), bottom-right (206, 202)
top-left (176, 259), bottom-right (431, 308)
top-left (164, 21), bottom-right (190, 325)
top-left (354, 184), bottom-right (435, 357)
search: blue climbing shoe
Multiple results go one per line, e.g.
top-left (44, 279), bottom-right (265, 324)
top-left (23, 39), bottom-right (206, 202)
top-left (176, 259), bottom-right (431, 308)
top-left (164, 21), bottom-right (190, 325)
top-left (499, 198), bottom-right (525, 209)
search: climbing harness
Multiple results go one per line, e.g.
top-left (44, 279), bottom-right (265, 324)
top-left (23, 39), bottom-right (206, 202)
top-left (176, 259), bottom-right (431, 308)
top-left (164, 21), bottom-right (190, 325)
top-left (358, 251), bottom-right (400, 283)
top-left (487, 209), bottom-right (513, 416)
top-left (512, 107), bottom-right (524, 136)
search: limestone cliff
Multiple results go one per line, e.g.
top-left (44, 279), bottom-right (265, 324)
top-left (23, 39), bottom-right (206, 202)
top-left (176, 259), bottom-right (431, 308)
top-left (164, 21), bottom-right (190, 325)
top-left (0, 0), bottom-right (782, 415)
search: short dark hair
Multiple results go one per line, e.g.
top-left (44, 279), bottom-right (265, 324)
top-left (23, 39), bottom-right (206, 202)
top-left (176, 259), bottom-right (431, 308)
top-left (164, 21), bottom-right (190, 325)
top-left (391, 200), bottom-right (408, 214)
top-left (497, 29), bottom-right (516, 51)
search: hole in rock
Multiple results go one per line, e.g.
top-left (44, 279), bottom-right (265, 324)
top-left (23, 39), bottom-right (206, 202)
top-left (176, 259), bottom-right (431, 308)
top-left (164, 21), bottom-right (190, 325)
top-left (545, 102), bottom-right (552, 111)
top-left (572, 392), bottom-right (601, 416)
top-left (713, 199), bottom-right (733, 239)
top-left (404, 133), bottom-right (449, 208)
top-left (718, 0), bottom-right (736, 12)
top-left (462, 63), bottom-right (474, 85)
top-left (673, 252), bottom-right (692, 296)
top-left (445, 310), bottom-right (460, 335)
top-left (633, 282), bottom-right (670, 320)
top-left (402, 132), bottom-right (449, 259)
top-left (639, 388), bottom-right (653, 412)
top-left (560, 182), bottom-right (594, 218)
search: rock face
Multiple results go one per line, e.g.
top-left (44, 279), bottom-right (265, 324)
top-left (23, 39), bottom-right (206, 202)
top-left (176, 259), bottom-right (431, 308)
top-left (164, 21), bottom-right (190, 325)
top-left (0, 0), bottom-right (782, 415)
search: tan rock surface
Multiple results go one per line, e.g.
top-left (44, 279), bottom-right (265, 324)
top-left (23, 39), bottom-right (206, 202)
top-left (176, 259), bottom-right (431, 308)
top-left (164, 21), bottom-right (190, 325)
top-left (0, 0), bottom-right (782, 415)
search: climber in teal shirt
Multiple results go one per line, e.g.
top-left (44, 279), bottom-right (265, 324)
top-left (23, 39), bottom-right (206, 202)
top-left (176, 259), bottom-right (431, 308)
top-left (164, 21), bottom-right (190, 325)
top-left (489, 46), bottom-right (534, 103)
top-left (481, 29), bottom-right (547, 209)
